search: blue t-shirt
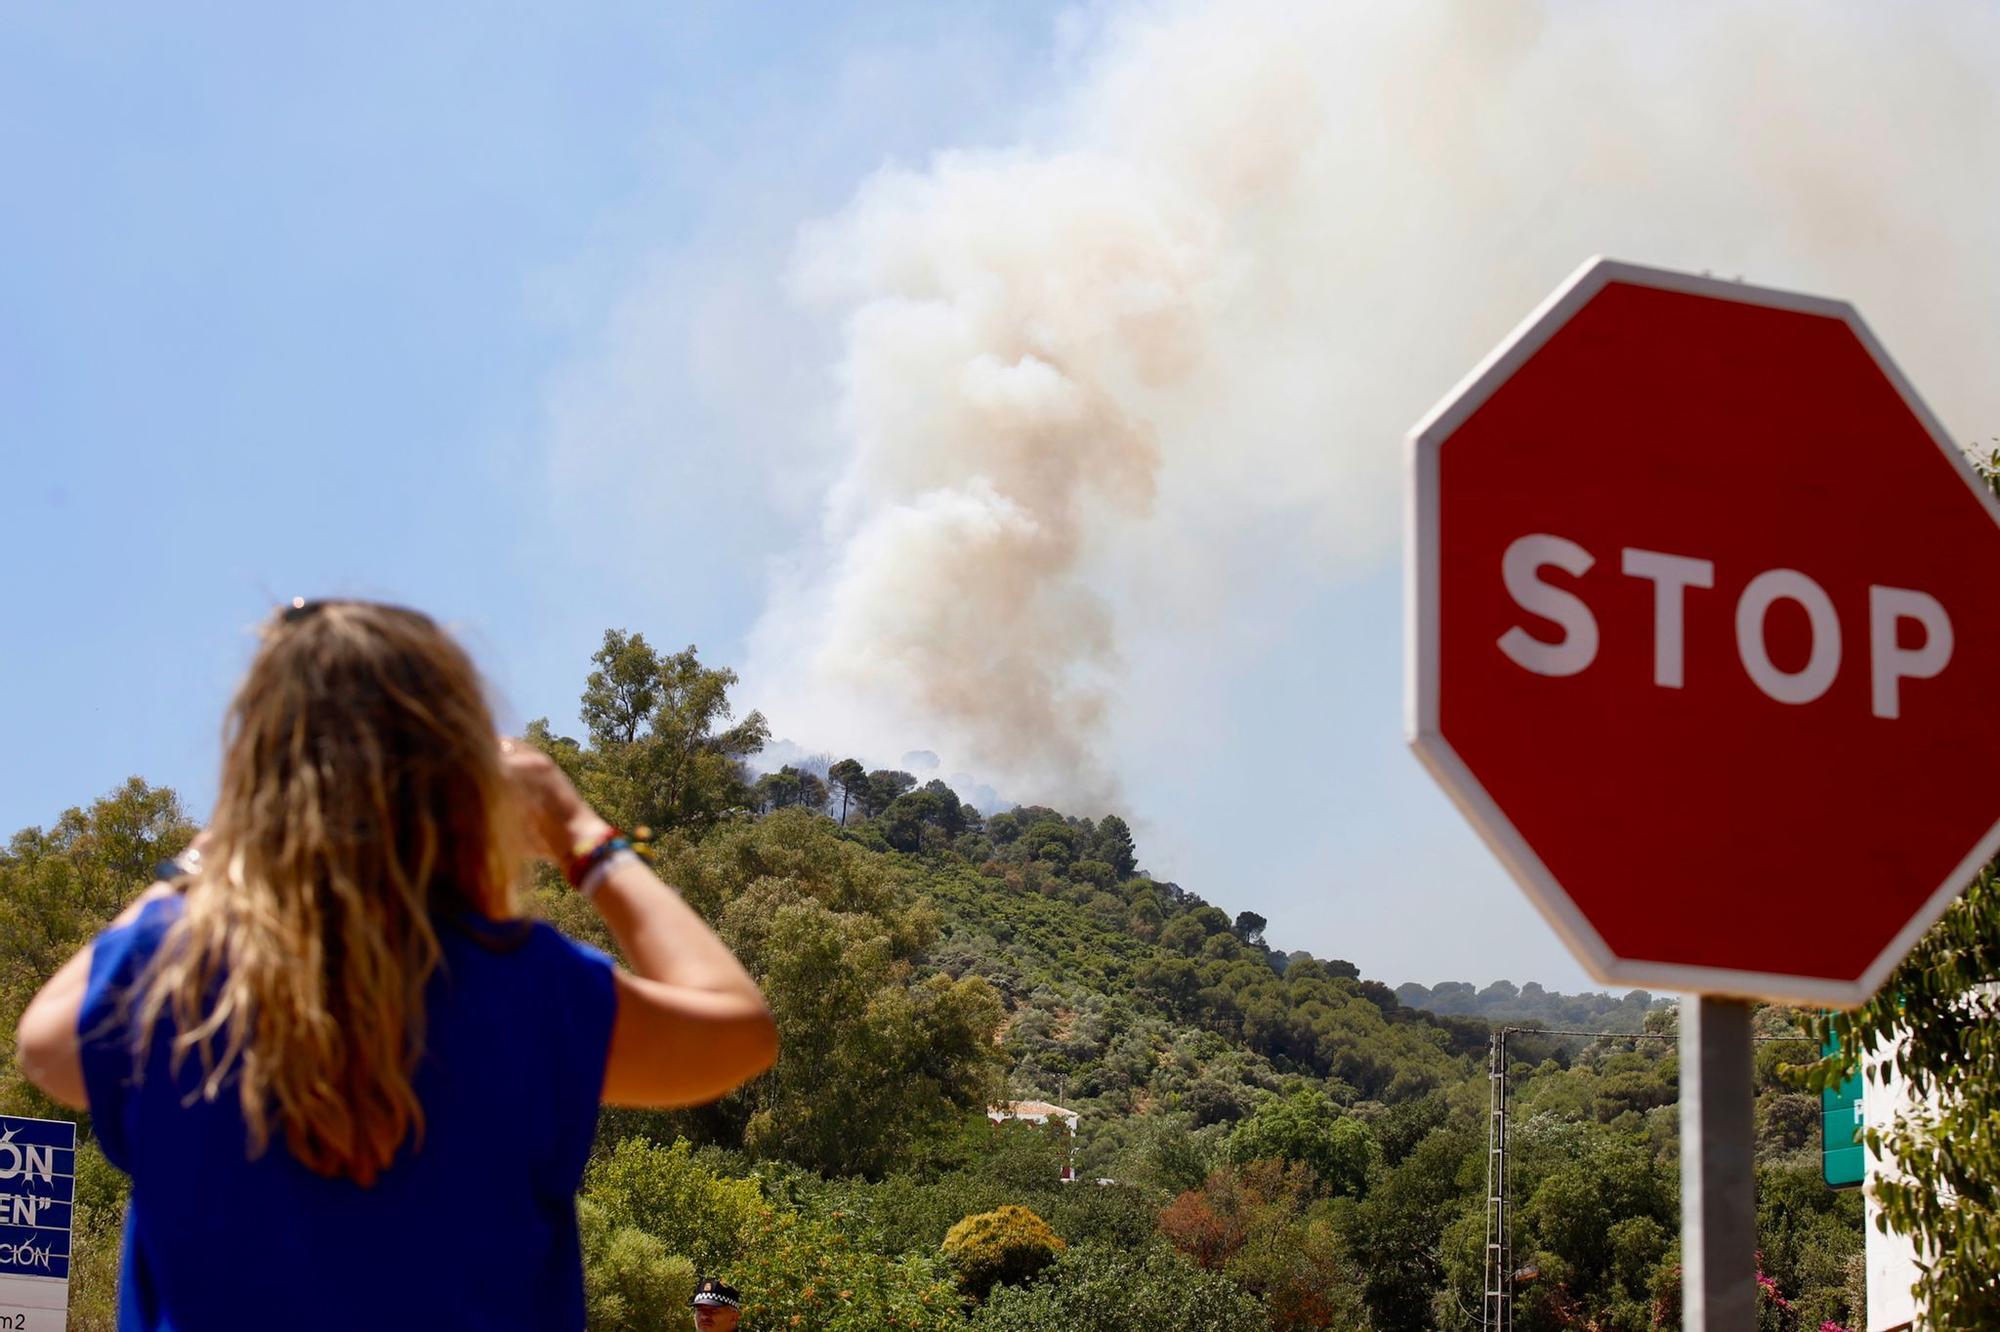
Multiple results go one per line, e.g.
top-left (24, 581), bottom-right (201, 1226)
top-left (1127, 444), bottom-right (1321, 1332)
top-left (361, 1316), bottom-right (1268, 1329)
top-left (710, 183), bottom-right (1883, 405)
top-left (79, 897), bottom-right (617, 1331)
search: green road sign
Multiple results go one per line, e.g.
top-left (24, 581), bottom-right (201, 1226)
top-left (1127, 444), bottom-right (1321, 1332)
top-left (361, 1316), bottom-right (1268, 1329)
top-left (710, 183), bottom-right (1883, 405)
top-left (1821, 1032), bottom-right (1864, 1189)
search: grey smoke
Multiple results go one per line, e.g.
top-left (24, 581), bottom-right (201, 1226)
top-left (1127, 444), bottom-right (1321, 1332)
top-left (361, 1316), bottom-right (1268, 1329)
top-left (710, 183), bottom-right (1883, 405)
top-left (737, 0), bottom-right (2000, 808)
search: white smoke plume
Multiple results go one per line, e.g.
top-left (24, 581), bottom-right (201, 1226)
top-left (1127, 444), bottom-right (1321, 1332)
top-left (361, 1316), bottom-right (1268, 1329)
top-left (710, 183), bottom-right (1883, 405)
top-left (736, 0), bottom-right (2000, 807)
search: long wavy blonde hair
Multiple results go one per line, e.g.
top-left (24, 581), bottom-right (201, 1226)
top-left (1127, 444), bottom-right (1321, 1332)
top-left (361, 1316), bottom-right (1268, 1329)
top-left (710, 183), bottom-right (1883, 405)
top-left (133, 601), bottom-right (520, 1185)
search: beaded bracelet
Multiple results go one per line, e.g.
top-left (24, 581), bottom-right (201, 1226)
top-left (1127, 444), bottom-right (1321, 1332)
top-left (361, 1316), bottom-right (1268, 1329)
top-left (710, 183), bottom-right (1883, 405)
top-left (567, 828), bottom-right (629, 889)
top-left (566, 824), bottom-right (657, 891)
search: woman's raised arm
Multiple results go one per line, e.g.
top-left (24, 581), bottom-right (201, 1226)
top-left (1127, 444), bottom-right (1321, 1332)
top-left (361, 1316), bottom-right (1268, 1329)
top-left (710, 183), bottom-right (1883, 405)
top-left (500, 742), bottom-right (778, 1106)
top-left (15, 878), bottom-right (181, 1108)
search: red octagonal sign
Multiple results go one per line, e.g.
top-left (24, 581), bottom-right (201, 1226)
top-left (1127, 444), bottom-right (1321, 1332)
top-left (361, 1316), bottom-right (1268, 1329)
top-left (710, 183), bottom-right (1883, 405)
top-left (1408, 258), bottom-right (2000, 1006)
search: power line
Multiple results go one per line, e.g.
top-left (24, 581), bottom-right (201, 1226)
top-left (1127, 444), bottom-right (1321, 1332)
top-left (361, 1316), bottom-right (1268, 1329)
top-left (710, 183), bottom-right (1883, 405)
top-left (1494, 1025), bottom-right (1814, 1042)
top-left (1498, 1027), bottom-right (1674, 1038)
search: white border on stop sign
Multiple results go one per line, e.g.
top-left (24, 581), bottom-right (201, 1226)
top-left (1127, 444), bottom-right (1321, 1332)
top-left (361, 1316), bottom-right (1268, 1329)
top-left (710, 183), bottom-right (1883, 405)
top-left (1404, 255), bottom-right (2000, 1008)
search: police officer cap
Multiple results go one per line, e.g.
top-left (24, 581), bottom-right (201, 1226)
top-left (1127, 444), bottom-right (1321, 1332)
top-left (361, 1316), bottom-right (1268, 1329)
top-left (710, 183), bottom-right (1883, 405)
top-left (691, 1277), bottom-right (741, 1309)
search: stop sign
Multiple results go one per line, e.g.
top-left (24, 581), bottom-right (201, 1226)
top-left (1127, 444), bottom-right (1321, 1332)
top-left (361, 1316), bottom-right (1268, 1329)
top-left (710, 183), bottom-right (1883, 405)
top-left (1408, 257), bottom-right (2000, 1006)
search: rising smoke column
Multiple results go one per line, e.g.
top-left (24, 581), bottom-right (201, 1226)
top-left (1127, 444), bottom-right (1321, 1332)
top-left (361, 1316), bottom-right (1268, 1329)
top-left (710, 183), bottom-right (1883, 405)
top-left (768, 150), bottom-right (1221, 804)
top-left (740, 0), bottom-right (2000, 807)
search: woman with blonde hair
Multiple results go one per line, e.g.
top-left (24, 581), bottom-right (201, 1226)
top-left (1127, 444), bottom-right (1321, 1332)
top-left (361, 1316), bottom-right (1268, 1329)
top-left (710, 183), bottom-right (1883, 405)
top-left (15, 600), bottom-right (777, 1328)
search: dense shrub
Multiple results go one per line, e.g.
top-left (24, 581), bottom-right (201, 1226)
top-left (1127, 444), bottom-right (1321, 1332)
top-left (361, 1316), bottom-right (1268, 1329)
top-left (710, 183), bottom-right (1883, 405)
top-left (942, 1204), bottom-right (1067, 1300)
top-left (972, 1242), bottom-right (1271, 1331)
top-left (1227, 1089), bottom-right (1378, 1197)
top-left (579, 1201), bottom-right (695, 1332)
top-left (1158, 1161), bottom-right (1373, 1330)
top-left (734, 1206), bottom-right (960, 1331)
top-left (580, 1137), bottom-right (761, 1276)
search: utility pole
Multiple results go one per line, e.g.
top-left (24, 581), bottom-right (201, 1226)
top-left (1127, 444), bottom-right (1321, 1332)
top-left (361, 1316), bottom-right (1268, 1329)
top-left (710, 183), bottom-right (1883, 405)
top-left (1482, 1027), bottom-right (1511, 1332)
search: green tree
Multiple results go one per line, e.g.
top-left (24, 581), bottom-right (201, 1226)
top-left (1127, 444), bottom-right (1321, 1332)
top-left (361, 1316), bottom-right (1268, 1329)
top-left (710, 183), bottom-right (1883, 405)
top-left (1071, 859), bottom-right (1116, 891)
top-left (544, 632), bottom-right (769, 836)
top-left (1158, 916), bottom-right (1207, 957)
top-left (663, 811), bottom-right (1007, 1175)
top-left (753, 765), bottom-right (828, 814)
top-left (917, 780), bottom-right (972, 836)
top-left (801, 772), bottom-right (829, 811)
top-left (829, 758), bottom-right (868, 826)
top-left (1095, 815), bottom-right (1138, 879)
top-left (579, 1137), bottom-right (762, 1276)
top-left (1343, 1122), bottom-right (1481, 1332)
top-left (1493, 1119), bottom-right (1675, 1332)
top-left (1228, 1090), bottom-right (1378, 1198)
top-left (1809, 858), bottom-right (2000, 1330)
top-left (753, 768), bottom-right (800, 812)
top-left (742, 917), bottom-right (1005, 1174)
top-left (579, 629), bottom-right (662, 744)
top-left (580, 1136), bottom-right (959, 1332)
top-left (862, 769), bottom-right (917, 818)
top-left (943, 1204), bottom-right (1066, 1300)
top-left (1158, 1159), bottom-right (1373, 1329)
top-left (733, 1205), bottom-right (961, 1331)
top-left (578, 1201), bottom-right (695, 1332)
top-left (1018, 820), bottom-right (1079, 867)
top-left (1753, 1160), bottom-right (1863, 1331)
top-left (876, 782), bottom-right (979, 852)
top-left (878, 798), bottom-right (927, 853)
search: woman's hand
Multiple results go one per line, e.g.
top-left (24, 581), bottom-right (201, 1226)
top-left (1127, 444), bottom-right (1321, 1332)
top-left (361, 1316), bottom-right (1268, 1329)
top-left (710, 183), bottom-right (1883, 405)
top-left (498, 738), bottom-right (610, 864)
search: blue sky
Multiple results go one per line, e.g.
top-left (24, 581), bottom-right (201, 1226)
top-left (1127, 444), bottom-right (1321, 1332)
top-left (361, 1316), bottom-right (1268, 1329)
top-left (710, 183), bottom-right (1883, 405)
top-left (10, 3), bottom-right (1993, 994)
top-left (0, 0), bottom-right (1068, 809)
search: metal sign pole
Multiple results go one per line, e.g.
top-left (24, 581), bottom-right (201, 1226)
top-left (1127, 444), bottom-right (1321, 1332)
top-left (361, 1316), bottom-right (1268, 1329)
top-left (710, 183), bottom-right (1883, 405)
top-left (1681, 996), bottom-right (1756, 1331)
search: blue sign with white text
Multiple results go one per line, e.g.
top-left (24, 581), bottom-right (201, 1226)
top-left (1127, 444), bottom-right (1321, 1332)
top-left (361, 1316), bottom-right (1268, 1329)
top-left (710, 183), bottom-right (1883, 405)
top-left (0, 1116), bottom-right (76, 1282)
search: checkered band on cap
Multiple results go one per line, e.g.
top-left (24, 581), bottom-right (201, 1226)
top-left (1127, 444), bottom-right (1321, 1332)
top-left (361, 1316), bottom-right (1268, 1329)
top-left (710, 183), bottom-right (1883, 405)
top-left (691, 1277), bottom-right (741, 1309)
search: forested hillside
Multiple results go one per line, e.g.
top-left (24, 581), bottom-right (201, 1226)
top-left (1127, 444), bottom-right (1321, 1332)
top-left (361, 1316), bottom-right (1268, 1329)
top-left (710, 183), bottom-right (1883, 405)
top-left (0, 631), bottom-right (1866, 1330)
